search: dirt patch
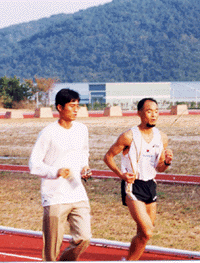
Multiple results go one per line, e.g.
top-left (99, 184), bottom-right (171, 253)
top-left (0, 115), bottom-right (200, 174)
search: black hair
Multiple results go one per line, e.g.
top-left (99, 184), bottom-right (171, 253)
top-left (55, 88), bottom-right (80, 110)
top-left (137, 98), bottom-right (158, 111)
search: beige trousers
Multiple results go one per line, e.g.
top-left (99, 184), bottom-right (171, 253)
top-left (42, 200), bottom-right (91, 261)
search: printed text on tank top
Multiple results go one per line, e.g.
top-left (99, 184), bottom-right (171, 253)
top-left (125, 127), bottom-right (162, 180)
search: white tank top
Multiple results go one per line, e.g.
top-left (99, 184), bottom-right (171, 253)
top-left (121, 126), bottom-right (163, 181)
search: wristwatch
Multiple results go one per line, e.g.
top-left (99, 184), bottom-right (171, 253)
top-left (164, 160), bottom-right (171, 166)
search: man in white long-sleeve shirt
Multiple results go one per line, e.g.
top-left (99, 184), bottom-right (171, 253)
top-left (29, 88), bottom-right (92, 261)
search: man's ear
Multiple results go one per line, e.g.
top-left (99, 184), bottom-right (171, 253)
top-left (57, 104), bottom-right (63, 112)
top-left (137, 110), bottom-right (141, 117)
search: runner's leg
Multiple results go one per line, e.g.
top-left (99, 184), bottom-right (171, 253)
top-left (146, 201), bottom-right (156, 225)
top-left (126, 197), bottom-right (156, 261)
top-left (42, 204), bottom-right (72, 261)
top-left (59, 201), bottom-right (91, 261)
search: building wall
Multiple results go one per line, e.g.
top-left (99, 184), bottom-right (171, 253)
top-left (51, 83), bottom-right (89, 105)
top-left (106, 82), bottom-right (171, 109)
top-left (170, 82), bottom-right (200, 103)
top-left (89, 84), bottom-right (106, 105)
top-left (51, 81), bottom-right (200, 109)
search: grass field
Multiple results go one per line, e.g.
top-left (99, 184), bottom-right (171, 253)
top-left (0, 115), bottom-right (200, 251)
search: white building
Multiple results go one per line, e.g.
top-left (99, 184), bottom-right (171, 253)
top-left (51, 83), bottom-right (89, 105)
top-left (51, 81), bottom-right (200, 110)
top-left (106, 82), bottom-right (171, 109)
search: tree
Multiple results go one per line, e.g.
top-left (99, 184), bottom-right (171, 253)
top-left (0, 76), bottom-right (31, 108)
top-left (35, 76), bottom-right (58, 106)
top-left (190, 101), bottom-right (196, 109)
top-left (24, 78), bottom-right (40, 107)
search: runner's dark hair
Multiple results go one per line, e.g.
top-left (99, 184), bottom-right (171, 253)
top-left (55, 88), bottom-right (80, 110)
top-left (137, 98), bottom-right (158, 111)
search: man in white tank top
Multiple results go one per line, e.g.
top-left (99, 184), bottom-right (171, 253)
top-left (104, 98), bottom-right (173, 261)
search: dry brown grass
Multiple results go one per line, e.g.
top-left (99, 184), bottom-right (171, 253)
top-left (0, 115), bottom-right (199, 174)
top-left (0, 115), bottom-right (200, 251)
top-left (1, 172), bottom-right (200, 251)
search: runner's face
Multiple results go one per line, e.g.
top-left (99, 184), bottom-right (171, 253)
top-left (139, 100), bottom-right (159, 128)
top-left (58, 100), bottom-right (80, 122)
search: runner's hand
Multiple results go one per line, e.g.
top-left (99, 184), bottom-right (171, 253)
top-left (165, 149), bottom-right (173, 164)
top-left (123, 172), bottom-right (136, 184)
top-left (57, 168), bottom-right (71, 179)
top-left (81, 166), bottom-right (92, 180)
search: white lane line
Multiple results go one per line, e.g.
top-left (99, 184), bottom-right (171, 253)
top-left (1, 226), bottom-right (200, 259)
top-left (0, 252), bottom-right (42, 261)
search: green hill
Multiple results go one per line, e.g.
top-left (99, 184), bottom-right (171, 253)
top-left (0, 0), bottom-right (199, 82)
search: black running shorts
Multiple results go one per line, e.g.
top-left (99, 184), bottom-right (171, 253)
top-left (121, 179), bottom-right (157, 206)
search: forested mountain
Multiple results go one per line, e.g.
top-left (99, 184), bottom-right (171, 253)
top-left (0, 14), bottom-right (70, 58)
top-left (0, 0), bottom-right (199, 82)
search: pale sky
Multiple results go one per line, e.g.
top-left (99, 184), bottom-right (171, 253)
top-left (0, 0), bottom-right (112, 29)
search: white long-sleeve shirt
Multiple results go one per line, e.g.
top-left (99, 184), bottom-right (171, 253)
top-left (29, 120), bottom-right (89, 206)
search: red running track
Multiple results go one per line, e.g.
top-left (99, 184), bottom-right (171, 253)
top-left (0, 164), bottom-right (200, 185)
top-left (1, 166), bottom-right (200, 261)
top-left (1, 227), bottom-right (200, 261)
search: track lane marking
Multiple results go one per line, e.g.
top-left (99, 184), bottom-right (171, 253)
top-left (0, 252), bottom-right (42, 261)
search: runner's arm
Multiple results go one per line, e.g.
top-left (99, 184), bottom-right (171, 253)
top-left (156, 132), bottom-right (173, 172)
top-left (104, 130), bottom-right (135, 183)
top-left (29, 131), bottom-right (59, 179)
